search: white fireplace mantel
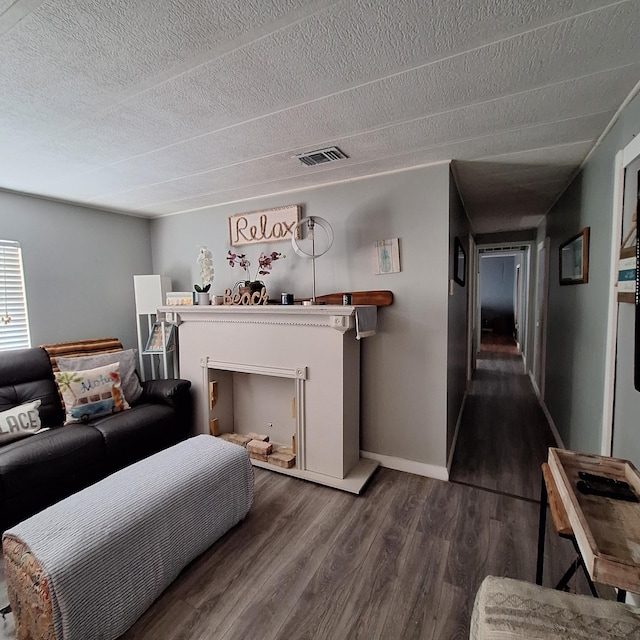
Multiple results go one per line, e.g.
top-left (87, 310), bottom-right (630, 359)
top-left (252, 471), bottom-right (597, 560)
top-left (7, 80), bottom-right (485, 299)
top-left (161, 303), bottom-right (374, 334)
top-left (160, 304), bottom-right (378, 493)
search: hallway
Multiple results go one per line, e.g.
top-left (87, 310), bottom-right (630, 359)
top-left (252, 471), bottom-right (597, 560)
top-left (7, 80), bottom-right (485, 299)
top-left (449, 345), bottom-right (593, 598)
top-left (450, 344), bottom-right (556, 501)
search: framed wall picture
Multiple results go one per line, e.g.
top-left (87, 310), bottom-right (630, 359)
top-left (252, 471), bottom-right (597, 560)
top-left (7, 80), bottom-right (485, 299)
top-left (144, 322), bottom-right (175, 354)
top-left (453, 237), bottom-right (466, 286)
top-left (373, 238), bottom-right (401, 274)
top-left (559, 227), bottom-right (590, 285)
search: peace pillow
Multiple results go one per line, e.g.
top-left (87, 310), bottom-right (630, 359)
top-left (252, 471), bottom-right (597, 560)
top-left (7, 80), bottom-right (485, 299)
top-left (55, 362), bottom-right (130, 424)
top-left (0, 400), bottom-right (42, 445)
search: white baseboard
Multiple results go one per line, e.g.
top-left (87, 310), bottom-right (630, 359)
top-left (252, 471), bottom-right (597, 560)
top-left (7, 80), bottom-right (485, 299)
top-left (447, 391), bottom-right (467, 472)
top-left (528, 371), bottom-right (564, 448)
top-left (529, 370), bottom-right (541, 399)
top-left (360, 450), bottom-right (449, 481)
top-left (540, 400), bottom-right (565, 449)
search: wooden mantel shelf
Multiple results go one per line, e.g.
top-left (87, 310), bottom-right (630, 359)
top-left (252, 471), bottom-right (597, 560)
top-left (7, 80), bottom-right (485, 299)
top-left (159, 304), bottom-right (377, 336)
top-left (160, 303), bottom-right (369, 315)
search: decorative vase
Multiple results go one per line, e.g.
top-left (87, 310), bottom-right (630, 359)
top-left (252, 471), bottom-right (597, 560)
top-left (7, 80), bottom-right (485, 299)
top-left (238, 280), bottom-right (265, 296)
top-left (197, 292), bottom-right (210, 305)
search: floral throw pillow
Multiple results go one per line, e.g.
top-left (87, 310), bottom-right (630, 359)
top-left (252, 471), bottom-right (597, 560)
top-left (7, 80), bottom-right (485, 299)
top-left (0, 399), bottom-right (42, 445)
top-left (56, 349), bottom-right (143, 404)
top-left (55, 362), bottom-right (130, 424)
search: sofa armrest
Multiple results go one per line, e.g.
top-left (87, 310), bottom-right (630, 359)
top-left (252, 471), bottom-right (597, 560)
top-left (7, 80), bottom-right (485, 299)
top-left (138, 379), bottom-right (191, 412)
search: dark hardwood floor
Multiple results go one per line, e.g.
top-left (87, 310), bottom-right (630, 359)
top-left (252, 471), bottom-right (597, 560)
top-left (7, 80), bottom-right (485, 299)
top-left (0, 348), bottom-right (588, 640)
top-left (449, 347), bottom-right (557, 501)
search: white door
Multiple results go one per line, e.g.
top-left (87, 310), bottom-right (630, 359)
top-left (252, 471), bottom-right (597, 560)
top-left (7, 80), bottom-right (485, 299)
top-left (514, 264), bottom-right (521, 350)
top-left (467, 235), bottom-right (478, 379)
top-left (611, 155), bottom-right (640, 462)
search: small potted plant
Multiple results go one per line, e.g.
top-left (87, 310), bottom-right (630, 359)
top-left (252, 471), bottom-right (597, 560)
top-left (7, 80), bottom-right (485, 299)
top-left (227, 250), bottom-right (285, 296)
top-left (194, 282), bottom-right (211, 305)
top-left (195, 246), bottom-right (214, 305)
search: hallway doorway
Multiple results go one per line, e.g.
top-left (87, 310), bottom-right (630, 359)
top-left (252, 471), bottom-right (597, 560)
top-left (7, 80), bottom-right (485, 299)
top-left (474, 244), bottom-right (531, 373)
top-left (455, 241), bottom-right (543, 500)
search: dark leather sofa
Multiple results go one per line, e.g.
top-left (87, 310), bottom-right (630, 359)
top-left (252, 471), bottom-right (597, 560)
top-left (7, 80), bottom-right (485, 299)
top-left (0, 347), bottom-right (192, 531)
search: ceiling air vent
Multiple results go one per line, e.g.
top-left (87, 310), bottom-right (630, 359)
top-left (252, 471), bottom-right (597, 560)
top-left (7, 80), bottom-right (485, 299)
top-left (295, 146), bottom-right (348, 167)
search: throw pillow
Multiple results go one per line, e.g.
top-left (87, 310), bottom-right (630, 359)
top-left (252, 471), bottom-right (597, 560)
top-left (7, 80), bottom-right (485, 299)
top-left (55, 362), bottom-right (130, 424)
top-left (0, 400), bottom-right (42, 445)
top-left (56, 349), bottom-right (143, 404)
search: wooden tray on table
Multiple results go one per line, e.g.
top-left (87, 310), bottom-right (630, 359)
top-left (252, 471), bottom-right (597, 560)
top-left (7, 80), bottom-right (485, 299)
top-left (548, 448), bottom-right (640, 592)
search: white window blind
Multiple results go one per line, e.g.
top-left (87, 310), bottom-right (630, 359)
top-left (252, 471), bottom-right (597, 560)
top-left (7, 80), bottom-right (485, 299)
top-left (0, 240), bottom-right (31, 351)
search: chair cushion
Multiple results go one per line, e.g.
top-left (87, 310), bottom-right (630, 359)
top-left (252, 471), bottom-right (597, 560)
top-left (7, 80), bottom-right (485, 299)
top-left (471, 576), bottom-right (640, 639)
top-left (90, 403), bottom-right (187, 472)
top-left (0, 425), bottom-right (107, 531)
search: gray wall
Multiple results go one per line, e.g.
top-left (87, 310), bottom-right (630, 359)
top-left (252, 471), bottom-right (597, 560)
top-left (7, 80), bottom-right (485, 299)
top-left (447, 172), bottom-right (470, 458)
top-left (0, 191), bottom-right (152, 349)
top-left (151, 164), bottom-right (454, 470)
top-left (544, 90), bottom-right (640, 456)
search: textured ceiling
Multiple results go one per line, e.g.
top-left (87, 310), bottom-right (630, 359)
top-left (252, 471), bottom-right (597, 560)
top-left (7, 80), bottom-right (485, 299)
top-left (1, 0), bottom-right (639, 233)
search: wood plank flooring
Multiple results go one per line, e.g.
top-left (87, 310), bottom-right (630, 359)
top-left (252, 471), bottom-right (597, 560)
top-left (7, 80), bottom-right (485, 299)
top-left (449, 351), bottom-right (557, 500)
top-left (0, 350), bottom-right (591, 639)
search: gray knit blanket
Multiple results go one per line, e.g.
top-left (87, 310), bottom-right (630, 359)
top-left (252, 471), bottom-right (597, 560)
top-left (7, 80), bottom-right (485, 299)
top-left (4, 435), bottom-right (254, 640)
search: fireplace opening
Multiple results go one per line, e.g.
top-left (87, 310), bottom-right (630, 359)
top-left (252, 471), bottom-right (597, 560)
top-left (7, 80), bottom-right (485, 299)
top-left (204, 362), bottom-right (305, 471)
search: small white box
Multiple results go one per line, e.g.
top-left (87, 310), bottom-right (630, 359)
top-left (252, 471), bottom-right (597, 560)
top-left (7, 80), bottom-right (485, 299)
top-left (166, 292), bottom-right (193, 306)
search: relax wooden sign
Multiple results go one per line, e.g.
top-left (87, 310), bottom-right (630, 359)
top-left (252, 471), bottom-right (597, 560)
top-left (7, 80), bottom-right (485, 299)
top-left (228, 205), bottom-right (300, 247)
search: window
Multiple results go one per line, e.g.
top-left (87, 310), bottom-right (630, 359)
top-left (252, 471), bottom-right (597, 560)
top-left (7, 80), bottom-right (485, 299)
top-left (0, 240), bottom-right (30, 351)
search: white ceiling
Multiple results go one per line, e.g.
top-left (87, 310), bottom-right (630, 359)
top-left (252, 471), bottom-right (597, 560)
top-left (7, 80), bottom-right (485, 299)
top-left (1, 0), bottom-right (639, 234)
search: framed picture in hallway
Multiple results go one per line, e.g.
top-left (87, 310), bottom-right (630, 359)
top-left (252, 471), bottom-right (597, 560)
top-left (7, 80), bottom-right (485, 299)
top-left (453, 237), bottom-right (466, 286)
top-left (559, 227), bottom-right (590, 285)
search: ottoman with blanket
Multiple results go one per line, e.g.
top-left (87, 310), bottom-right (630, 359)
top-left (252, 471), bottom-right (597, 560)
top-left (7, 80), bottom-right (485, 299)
top-left (3, 435), bottom-right (254, 640)
top-left (471, 575), bottom-right (640, 639)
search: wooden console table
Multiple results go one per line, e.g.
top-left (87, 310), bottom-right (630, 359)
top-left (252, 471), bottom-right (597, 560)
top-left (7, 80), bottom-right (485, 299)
top-left (536, 448), bottom-right (640, 600)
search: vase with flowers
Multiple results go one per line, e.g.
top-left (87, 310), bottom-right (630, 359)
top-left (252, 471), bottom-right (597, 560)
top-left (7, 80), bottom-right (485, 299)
top-left (227, 250), bottom-right (285, 297)
top-left (194, 245), bottom-right (214, 305)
